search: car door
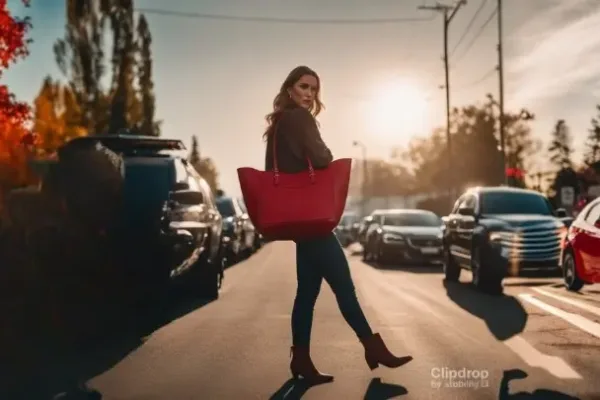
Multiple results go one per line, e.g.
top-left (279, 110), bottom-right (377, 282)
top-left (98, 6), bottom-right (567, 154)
top-left (194, 173), bottom-right (222, 263)
top-left (456, 194), bottom-right (478, 266)
top-left (581, 201), bottom-right (600, 278)
top-left (447, 195), bottom-right (467, 263)
top-left (234, 199), bottom-right (254, 249)
top-left (366, 214), bottom-right (382, 246)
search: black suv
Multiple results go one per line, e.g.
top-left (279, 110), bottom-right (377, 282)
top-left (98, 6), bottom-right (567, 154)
top-left (67, 135), bottom-right (225, 299)
top-left (443, 186), bottom-right (567, 294)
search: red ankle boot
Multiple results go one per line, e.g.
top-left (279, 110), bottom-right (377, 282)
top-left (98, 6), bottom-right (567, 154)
top-left (360, 333), bottom-right (413, 370)
top-left (290, 346), bottom-right (334, 384)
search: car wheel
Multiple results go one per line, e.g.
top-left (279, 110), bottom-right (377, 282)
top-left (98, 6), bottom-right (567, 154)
top-left (471, 245), bottom-right (502, 295)
top-left (375, 243), bottom-right (386, 265)
top-left (443, 245), bottom-right (461, 282)
top-left (362, 242), bottom-right (370, 261)
top-left (197, 261), bottom-right (220, 300)
top-left (563, 251), bottom-right (584, 292)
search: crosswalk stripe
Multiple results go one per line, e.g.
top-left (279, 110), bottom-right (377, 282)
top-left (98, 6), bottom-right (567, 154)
top-left (533, 288), bottom-right (600, 318)
top-left (519, 294), bottom-right (600, 340)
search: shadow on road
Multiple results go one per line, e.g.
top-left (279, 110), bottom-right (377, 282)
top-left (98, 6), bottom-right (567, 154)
top-left (9, 292), bottom-right (216, 400)
top-left (503, 281), bottom-right (557, 287)
top-left (498, 369), bottom-right (581, 399)
top-left (364, 261), bottom-right (443, 274)
top-left (268, 378), bottom-right (312, 399)
top-left (364, 378), bottom-right (408, 399)
top-left (443, 280), bottom-right (527, 341)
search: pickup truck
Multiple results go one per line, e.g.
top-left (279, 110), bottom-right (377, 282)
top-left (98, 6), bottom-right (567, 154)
top-left (443, 186), bottom-right (568, 294)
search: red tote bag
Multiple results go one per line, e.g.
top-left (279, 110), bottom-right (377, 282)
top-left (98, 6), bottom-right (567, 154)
top-left (237, 130), bottom-right (352, 241)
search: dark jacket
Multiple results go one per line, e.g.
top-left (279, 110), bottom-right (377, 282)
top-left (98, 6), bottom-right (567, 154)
top-left (265, 106), bottom-right (333, 173)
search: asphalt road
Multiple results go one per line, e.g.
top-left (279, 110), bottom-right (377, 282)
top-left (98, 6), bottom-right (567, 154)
top-left (71, 242), bottom-right (600, 399)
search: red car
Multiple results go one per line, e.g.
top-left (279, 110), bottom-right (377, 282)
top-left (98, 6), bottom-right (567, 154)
top-left (560, 197), bottom-right (600, 291)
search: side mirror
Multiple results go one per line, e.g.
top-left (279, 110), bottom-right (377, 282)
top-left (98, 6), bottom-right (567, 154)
top-left (458, 207), bottom-right (475, 216)
top-left (556, 208), bottom-right (568, 218)
top-left (170, 190), bottom-right (204, 205)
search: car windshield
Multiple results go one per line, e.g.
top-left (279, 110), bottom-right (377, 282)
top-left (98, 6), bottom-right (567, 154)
top-left (382, 213), bottom-right (441, 227)
top-left (480, 191), bottom-right (553, 215)
top-left (216, 198), bottom-right (236, 217)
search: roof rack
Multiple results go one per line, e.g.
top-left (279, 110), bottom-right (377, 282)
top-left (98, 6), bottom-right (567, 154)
top-left (67, 135), bottom-right (186, 153)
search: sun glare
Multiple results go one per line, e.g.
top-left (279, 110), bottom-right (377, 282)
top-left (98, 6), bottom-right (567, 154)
top-left (368, 79), bottom-right (429, 139)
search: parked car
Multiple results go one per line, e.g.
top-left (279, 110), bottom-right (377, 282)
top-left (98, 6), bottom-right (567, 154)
top-left (237, 197), bottom-right (263, 249)
top-left (70, 135), bottom-right (225, 300)
top-left (216, 194), bottom-right (256, 264)
top-left (362, 209), bottom-right (443, 265)
top-left (560, 196), bottom-right (600, 291)
top-left (335, 212), bottom-right (360, 247)
top-left (358, 215), bottom-right (374, 247)
top-left (443, 186), bottom-right (567, 294)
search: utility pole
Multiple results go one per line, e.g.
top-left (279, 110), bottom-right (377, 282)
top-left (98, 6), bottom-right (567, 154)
top-left (497, 0), bottom-right (507, 185)
top-left (418, 1), bottom-right (466, 205)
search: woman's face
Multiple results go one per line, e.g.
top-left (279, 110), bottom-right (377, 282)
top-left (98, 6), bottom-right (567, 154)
top-left (287, 74), bottom-right (318, 109)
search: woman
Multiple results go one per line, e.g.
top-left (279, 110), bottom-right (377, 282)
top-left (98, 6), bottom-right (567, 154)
top-left (264, 66), bottom-right (412, 385)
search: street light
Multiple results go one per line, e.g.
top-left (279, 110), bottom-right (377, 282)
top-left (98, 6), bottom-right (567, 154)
top-left (353, 140), bottom-right (368, 217)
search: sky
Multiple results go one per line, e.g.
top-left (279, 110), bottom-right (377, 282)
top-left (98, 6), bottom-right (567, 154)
top-left (4, 0), bottom-right (600, 196)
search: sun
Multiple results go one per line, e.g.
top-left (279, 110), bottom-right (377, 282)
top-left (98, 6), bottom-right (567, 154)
top-left (368, 79), bottom-right (429, 139)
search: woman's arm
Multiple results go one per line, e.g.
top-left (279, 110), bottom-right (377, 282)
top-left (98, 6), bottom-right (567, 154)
top-left (282, 107), bottom-right (333, 169)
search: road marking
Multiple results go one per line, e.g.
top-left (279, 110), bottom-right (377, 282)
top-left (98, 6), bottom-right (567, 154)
top-left (504, 336), bottom-right (582, 379)
top-left (532, 288), bottom-right (600, 318)
top-left (519, 294), bottom-right (600, 339)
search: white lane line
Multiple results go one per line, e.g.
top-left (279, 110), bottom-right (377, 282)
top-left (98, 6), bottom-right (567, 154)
top-left (532, 288), bottom-right (600, 318)
top-left (504, 336), bottom-right (582, 379)
top-left (519, 294), bottom-right (600, 339)
top-left (360, 266), bottom-right (584, 380)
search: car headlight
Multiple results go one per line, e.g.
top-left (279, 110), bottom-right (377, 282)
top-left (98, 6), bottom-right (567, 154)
top-left (489, 232), bottom-right (504, 242)
top-left (488, 230), bottom-right (515, 246)
top-left (382, 233), bottom-right (404, 243)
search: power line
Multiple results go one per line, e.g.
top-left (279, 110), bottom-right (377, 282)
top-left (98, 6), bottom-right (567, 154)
top-left (135, 7), bottom-right (437, 25)
top-left (449, 0), bottom-right (488, 57)
top-left (452, 66), bottom-right (496, 91)
top-left (451, 6), bottom-right (498, 67)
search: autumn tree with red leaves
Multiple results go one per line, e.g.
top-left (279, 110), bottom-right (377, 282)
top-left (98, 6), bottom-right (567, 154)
top-left (0, 0), bottom-right (32, 193)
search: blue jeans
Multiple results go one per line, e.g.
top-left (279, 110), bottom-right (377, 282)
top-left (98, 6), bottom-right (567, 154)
top-left (292, 232), bottom-right (373, 346)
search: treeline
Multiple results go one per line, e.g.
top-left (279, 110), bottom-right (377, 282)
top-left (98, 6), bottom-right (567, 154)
top-left (1, 0), bottom-right (220, 192)
top-left (33, 0), bottom-right (160, 158)
top-left (349, 94), bottom-right (600, 212)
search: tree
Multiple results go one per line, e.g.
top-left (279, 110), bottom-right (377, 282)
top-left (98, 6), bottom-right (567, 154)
top-left (583, 105), bottom-right (600, 166)
top-left (136, 14), bottom-right (159, 136)
top-left (348, 158), bottom-right (415, 198)
top-left (547, 119), bottom-right (573, 170)
top-left (396, 94), bottom-right (537, 194)
top-left (189, 135), bottom-right (200, 165)
top-left (32, 76), bottom-right (88, 158)
top-left (0, 0), bottom-right (33, 191)
top-left (53, 0), bottom-right (160, 135)
top-left (188, 135), bottom-right (219, 192)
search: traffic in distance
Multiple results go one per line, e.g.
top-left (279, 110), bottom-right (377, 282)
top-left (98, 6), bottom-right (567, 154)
top-left (335, 186), bottom-right (600, 294)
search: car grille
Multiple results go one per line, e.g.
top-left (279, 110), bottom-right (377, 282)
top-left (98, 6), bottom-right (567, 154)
top-left (408, 237), bottom-right (442, 247)
top-left (494, 224), bottom-right (563, 262)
